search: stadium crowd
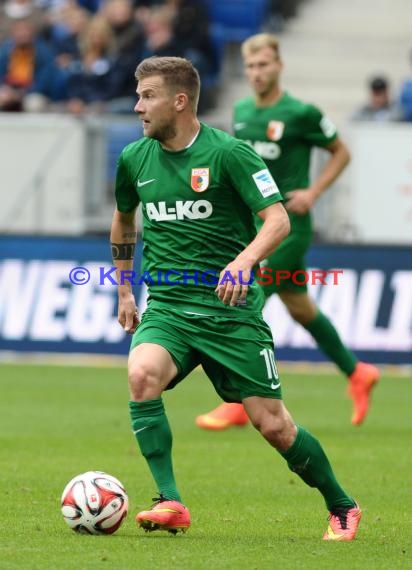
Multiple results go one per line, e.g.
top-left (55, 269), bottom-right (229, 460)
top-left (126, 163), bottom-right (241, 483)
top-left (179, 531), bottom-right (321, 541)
top-left (0, 0), bottom-right (222, 114)
top-left (1, 0), bottom-right (412, 119)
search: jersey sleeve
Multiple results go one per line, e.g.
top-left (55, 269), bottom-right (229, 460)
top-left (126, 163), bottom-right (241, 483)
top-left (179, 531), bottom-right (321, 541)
top-left (114, 150), bottom-right (140, 213)
top-left (301, 103), bottom-right (338, 147)
top-left (225, 141), bottom-right (283, 213)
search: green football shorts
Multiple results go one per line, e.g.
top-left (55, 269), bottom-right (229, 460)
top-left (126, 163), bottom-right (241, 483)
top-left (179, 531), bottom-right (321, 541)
top-left (260, 230), bottom-right (312, 297)
top-left (130, 302), bottom-right (282, 402)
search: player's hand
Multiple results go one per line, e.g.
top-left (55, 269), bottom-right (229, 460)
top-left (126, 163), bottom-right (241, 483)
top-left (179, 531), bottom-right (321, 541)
top-left (285, 188), bottom-right (316, 215)
top-left (215, 261), bottom-right (252, 307)
top-left (118, 293), bottom-right (140, 334)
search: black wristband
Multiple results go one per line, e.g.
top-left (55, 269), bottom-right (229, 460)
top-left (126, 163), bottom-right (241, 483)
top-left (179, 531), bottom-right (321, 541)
top-left (111, 243), bottom-right (135, 260)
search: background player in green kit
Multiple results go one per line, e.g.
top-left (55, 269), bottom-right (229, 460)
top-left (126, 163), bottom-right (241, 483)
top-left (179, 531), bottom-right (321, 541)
top-left (111, 55), bottom-right (362, 541)
top-left (196, 33), bottom-right (379, 431)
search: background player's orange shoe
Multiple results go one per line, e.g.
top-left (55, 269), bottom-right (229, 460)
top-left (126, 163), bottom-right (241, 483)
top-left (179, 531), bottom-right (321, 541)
top-left (195, 402), bottom-right (249, 430)
top-left (323, 503), bottom-right (362, 541)
top-left (136, 496), bottom-right (191, 534)
top-left (349, 362), bottom-right (379, 425)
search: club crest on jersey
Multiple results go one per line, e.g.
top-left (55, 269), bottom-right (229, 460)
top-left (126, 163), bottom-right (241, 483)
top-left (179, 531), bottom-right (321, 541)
top-left (267, 121), bottom-right (284, 141)
top-left (191, 168), bottom-right (209, 192)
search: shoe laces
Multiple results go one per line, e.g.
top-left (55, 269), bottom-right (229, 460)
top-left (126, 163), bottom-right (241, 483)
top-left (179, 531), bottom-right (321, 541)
top-left (329, 506), bottom-right (350, 529)
top-left (150, 493), bottom-right (169, 505)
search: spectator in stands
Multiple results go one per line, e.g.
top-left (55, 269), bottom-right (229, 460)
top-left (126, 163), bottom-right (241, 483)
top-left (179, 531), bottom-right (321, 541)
top-left (351, 75), bottom-right (402, 122)
top-left (167, 0), bottom-right (216, 79)
top-left (104, 0), bottom-right (144, 56)
top-left (139, 5), bottom-right (180, 59)
top-left (139, 3), bottom-right (218, 112)
top-left (399, 48), bottom-right (412, 121)
top-left (3, 0), bottom-right (46, 25)
top-left (0, 15), bottom-right (60, 111)
top-left (46, 3), bottom-right (91, 103)
top-left (64, 14), bottom-right (125, 115)
top-left (48, 3), bottom-right (90, 62)
top-left (102, 0), bottom-right (145, 112)
top-left (1, 0), bottom-right (43, 43)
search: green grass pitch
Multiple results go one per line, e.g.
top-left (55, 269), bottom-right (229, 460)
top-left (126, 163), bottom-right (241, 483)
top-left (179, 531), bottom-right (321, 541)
top-left (0, 361), bottom-right (411, 570)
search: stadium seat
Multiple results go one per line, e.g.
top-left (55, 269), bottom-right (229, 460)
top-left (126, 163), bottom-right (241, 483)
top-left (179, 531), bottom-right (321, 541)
top-left (203, 0), bottom-right (269, 43)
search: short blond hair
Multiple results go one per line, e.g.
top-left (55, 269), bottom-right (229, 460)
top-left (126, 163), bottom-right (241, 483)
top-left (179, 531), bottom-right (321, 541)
top-left (135, 56), bottom-right (200, 112)
top-left (241, 33), bottom-right (280, 59)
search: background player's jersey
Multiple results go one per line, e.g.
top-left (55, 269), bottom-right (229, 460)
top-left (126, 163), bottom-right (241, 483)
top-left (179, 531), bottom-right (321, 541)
top-left (233, 92), bottom-right (337, 233)
top-left (115, 123), bottom-right (282, 315)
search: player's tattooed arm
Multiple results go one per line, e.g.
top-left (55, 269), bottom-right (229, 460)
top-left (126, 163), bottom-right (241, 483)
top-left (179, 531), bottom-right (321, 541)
top-left (110, 208), bottom-right (139, 332)
top-left (111, 229), bottom-right (137, 259)
top-left (111, 242), bottom-right (136, 260)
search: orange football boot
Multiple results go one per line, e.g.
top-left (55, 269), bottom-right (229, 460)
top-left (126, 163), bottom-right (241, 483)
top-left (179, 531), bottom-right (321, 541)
top-left (136, 496), bottom-right (190, 534)
top-left (195, 402), bottom-right (249, 430)
top-left (323, 503), bottom-right (362, 541)
top-left (348, 362), bottom-right (379, 425)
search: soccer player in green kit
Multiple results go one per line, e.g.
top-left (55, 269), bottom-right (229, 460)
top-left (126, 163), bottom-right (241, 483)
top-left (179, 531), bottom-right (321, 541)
top-left (111, 55), bottom-right (362, 541)
top-left (196, 33), bottom-right (379, 431)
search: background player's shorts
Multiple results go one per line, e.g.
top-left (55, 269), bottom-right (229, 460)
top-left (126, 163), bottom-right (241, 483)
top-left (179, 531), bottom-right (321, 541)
top-left (261, 230), bottom-right (312, 297)
top-left (130, 303), bottom-right (282, 402)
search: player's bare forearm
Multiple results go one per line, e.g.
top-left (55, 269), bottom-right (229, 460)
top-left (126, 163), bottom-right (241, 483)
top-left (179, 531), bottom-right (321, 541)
top-left (110, 208), bottom-right (140, 333)
top-left (110, 208), bottom-right (138, 296)
top-left (310, 137), bottom-right (350, 201)
top-left (286, 138), bottom-right (350, 214)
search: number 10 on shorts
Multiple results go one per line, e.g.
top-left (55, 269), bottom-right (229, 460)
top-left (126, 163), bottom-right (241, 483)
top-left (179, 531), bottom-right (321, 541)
top-left (260, 348), bottom-right (281, 389)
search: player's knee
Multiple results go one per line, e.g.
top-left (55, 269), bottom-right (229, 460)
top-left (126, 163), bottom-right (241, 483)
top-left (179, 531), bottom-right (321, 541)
top-left (254, 411), bottom-right (296, 451)
top-left (128, 361), bottom-right (161, 400)
top-left (258, 417), bottom-right (286, 445)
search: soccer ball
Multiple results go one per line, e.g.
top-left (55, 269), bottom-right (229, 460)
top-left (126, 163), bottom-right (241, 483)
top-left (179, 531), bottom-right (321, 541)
top-left (61, 471), bottom-right (129, 535)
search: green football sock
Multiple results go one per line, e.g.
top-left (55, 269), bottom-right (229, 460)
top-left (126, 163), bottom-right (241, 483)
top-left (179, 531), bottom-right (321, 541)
top-left (280, 425), bottom-right (356, 511)
top-left (129, 398), bottom-right (182, 502)
top-left (304, 311), bottom-right (357, 376)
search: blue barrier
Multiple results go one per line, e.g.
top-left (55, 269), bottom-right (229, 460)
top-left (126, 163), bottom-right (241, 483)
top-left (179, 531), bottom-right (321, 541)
top-left (0, 236), bottom-right (410, 364)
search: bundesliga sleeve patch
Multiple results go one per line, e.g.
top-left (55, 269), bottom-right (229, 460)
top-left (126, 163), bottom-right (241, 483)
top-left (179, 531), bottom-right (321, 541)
top-left (320, 116), bottom-right (337, 138)
top-left (252, 169), bottom-right (280, 197)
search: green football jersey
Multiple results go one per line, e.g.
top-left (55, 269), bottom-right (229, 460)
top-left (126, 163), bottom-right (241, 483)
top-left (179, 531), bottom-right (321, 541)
top-left (233, 92), bottom-right (338, 232)
top-left (115, 123), bottom-right (282, 315)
